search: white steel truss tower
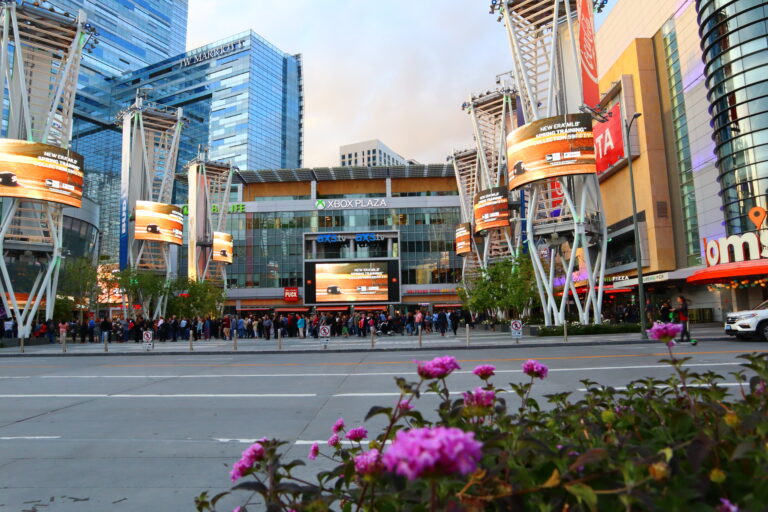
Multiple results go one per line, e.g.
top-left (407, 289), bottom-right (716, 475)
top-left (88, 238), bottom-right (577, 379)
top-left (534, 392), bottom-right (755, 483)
top-left (492, 0), bottom-right (608, 325)
top-left (0, 2), bottom-right (91, 338)
top-left (183, 150), bottom-right (235, 285)
top-left (118, 93), bottom-right (184, 319)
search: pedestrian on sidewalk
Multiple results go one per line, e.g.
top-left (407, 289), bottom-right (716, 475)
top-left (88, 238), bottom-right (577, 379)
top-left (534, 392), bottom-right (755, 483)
top-left (675, 295), bottom-right (696, 346)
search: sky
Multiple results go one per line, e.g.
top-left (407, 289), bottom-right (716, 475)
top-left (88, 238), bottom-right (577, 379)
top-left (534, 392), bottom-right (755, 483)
top-left (188, 1), bottom-right (616, 168)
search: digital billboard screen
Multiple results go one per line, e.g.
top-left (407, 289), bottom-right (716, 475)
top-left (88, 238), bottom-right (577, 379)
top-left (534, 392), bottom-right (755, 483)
top-left (506, 113), bottom-right (596, 190)
top-left (304, 260), bottom-right (400, 304)
top-left (0, 139), bottom-right (84, 207)
top-left (134, 200), bottom-right (183, 245)
top-left (473, 187), bottom-right (510, 234)
top-left (212, 231), bottom-right (233, 263)
top-left (455, 223), bottom-right (472, 255)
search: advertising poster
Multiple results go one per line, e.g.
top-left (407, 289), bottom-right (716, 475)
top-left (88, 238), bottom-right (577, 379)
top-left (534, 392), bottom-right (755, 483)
top-left (0, 139), bottom-right (83, 208)
top-left (578, 0), bottom-right (599, 107)
top-left (473, 187), bottom-right (510, 234)
top-left (455, 223), bottom-right (472, 255)
top-left (315, 262), bottom-right (389, 302)
top-left (506, 113), bottom-right (596, 190)
top-left (134, 200), bottom-right (183, 245)
top-left (594, 103), bottom-right (625, 174)
top-left (212, 231), bottom-right (233, 263)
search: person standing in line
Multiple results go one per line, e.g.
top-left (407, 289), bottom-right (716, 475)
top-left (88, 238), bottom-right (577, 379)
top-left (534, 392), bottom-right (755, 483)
top-left (263, 315), bottom-right (272, 341)
top-left (100, 316), bottom-right (111, 344)
top-left (675, 295), bottom-right (696, 346)
top-left (297, 314), bottom-right (306, 339)
top-left (58, 320), bottom-right (68, 344)
top-left (449, 310), bottom-right (460, 336)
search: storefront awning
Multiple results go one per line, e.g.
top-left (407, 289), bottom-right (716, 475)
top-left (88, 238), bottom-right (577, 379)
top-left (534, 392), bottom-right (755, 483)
top-left (686, 259), bottom-right (768, 285)
top-left (275, 307), bottom-right (309, 313)
top-left (316, 306), bottom-right (349, 312)
top-left (434, 303), bottom-right (463, 308)
top-left (237, 306), bottom-right (270, 311)
top-left (355, 305), bottom-right (387, 311)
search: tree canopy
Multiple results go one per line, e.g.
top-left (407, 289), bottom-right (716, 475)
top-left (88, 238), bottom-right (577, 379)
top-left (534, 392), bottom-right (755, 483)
top-left (458, 255), bottom-right (537, 320)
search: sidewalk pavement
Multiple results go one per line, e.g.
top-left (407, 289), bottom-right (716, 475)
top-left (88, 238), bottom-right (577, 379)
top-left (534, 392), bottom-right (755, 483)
top-left (0, 324), bottom-right (733, 357)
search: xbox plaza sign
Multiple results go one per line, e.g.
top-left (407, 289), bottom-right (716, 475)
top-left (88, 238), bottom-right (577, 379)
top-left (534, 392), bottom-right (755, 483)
top-left (315, 198), bottom-right (387, 210)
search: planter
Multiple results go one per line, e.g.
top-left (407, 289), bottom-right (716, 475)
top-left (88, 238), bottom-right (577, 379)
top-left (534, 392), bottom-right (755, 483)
top-left (523, 325), bottom-right (540, 336)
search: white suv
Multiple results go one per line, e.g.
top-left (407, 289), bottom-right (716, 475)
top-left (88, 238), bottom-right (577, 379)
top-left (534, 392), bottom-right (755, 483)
top-left (724, 299), bottom-right (768, 340)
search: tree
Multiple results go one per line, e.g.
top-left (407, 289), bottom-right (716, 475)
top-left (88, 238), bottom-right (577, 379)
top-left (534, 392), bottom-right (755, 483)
top-left (57, 257), bottom-right (100, 322)
top-left (167, 279), bottom-right (226, 320)
top-left (459, 255), bottom-right (538, 320)
top-left (115, 269), bottom-right (169, 319)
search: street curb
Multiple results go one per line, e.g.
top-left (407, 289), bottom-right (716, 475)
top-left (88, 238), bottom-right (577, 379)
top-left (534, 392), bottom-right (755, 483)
top-left (0, 337), bottom-right (728, 357)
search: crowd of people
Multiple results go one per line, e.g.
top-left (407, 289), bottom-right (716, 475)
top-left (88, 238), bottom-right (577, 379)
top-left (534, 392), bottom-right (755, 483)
top-left (18, 309), bottom-right (470, 344)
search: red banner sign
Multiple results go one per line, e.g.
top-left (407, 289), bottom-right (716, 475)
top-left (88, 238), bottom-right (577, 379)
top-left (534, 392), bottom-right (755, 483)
top-left (578, 0), bottom-right (599, 107)
top-left (284, 287), bottom-right (299, 302)
top-left (594, 103), bottom-right (624, 174)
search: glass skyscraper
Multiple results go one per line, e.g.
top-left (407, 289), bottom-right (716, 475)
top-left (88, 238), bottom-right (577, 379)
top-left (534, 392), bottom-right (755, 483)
top-left (60, 2), bottom-right (303, 258)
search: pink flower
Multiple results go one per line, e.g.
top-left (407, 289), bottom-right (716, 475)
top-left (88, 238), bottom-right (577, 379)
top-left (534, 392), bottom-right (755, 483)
top-left (522, 359), bottom-right (549, 379)
top-left (717, 498), bottom-right (739, 512)
top-left (308, 442), bottom-right (319, 460)
top-left (398, 399), bottom-right (413, 411)
top-left (667, 339), bottom-right (677, 348)
top-left (382, 426), bottom-right (482, 480)
top-left (332, 417), bottom-right (345, 433)
top-left (354, 448), bottom-right (383, 475)
top-left (473, 364), bottom-right (496, 379)
top-left (327, 433), bottom-right (340, 447)
top-left (233, 507), bottom-right (241, 512)
top-left (346, 427), bottom-right (368, 442)
top-left (416, 356), bottom-right (461, 379)
top-left (463, 387), bottom-right (495, 408)
top-left (229, 442), bottom-right (265, 481)
top-left (646, 323), bottom-right (683, 343)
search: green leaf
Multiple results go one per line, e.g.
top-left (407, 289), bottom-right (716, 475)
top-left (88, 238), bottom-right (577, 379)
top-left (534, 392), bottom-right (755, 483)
top-left (365, 405), bottom-right (393, 421)
top-left (565, 483), bottom-right (598, 512)
top-left (232, 481), bottom-right (267, 493)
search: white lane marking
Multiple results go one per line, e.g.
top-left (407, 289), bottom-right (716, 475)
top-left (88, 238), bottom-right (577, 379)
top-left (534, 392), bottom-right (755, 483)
top-left (0, 436), bottom-right (61, 440)
top-left (0, 393), bottom-right (316, 398)
top-left (0, 362), bottom-right (742, 380)
top-left (577, 382), bottom-right (744, 392)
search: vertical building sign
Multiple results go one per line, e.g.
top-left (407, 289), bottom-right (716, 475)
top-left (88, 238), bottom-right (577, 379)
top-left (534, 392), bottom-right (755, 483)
top-left (594, 103), bottom-right (625, 174)
top-left (119, 114), bottom-right (132, 270)
top-left (578, 0), bottom-right (599, 107)
top-left (455, 223), bottom-right (472, 255)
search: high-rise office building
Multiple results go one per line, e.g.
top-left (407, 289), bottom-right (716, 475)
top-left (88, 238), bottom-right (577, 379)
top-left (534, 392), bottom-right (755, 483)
top-left (340, 140), bottom-right (406, 167)
top-left (69, 31), bottom-right (304, 258)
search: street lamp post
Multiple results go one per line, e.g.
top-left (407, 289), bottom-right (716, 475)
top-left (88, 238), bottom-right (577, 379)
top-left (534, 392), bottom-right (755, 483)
top-left (622, 110), bottom-right (647, 339)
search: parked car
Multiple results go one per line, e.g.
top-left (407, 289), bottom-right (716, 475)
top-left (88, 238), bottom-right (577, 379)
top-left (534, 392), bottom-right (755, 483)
top-left (0, 171), bottom-right (19, 186)
top-left (326, 286), bottom-right (342, 295)
top-left (724, 299), bottom-right (768, 340)
top-left (146, 224), bottom-right (160, 234)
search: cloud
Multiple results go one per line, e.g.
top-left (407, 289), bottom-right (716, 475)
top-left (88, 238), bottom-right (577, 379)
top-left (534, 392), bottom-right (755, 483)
top-left (187, 0), bottom-right (511, 167)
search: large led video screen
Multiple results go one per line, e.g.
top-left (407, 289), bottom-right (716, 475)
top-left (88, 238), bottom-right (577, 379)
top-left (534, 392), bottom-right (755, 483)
top-left (455, 223), bottom-right (472, 255)
top-left (0, 139), bottom-right (83, 207)
top-left (212, 231), bottom-right (233, 263)
top-left (506, 113), bottom-right (596, 191)
top-left (473, 187), bottom-right (510, 234)
top-left (304, 260), bottom-right (400, 304)
top-left (134, 200), bottom-right (183, 245)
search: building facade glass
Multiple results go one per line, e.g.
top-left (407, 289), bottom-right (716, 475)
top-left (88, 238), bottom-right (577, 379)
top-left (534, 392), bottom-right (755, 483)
top-left (661, 20), bottom-right (701, 265)
top-left (697, 0), bottom-right (768, 234)
top-left (70, 31), bottom-right (304, 258)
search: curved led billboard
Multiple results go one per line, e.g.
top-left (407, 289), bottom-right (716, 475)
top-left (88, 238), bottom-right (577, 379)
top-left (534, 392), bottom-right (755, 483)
top-left (304, 260), bottom-right (401, 304)
top-left (212, 231), bottom-right (233, 263)
top-left (473, 187), bottom-right (510, 234)
top-left (0, 139), bottom-right (83, 207)
top-left (506, 113), bottom-right (596, 191)
top-left (134, 200), bottom-right (183, 245)
top-left (455, 223), bottom-right (472, 255)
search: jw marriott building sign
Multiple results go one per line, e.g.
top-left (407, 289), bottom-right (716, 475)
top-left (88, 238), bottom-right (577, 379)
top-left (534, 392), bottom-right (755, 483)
top-left (181, 39), bottom-right (245, 67)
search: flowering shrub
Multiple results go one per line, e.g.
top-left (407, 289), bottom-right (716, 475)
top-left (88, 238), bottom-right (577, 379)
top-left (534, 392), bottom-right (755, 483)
top-left (647, 322), bottom-right (683, 346)
top-left (196, 353), bottom-right (768, 511)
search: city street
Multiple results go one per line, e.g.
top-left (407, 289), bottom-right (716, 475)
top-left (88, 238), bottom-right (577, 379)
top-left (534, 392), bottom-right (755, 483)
top-left (0, 340), bottom-right (764, 510)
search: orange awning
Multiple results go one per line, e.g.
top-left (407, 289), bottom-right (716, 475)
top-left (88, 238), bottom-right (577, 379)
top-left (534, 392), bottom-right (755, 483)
top-left (686, 259), bottom-right (768, 285)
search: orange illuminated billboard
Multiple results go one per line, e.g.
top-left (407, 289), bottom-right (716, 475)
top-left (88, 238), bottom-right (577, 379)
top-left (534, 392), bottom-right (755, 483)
top-left (455, 223), bottom-right (472, 255)
top-left (506, 113), bottom-right (596, 191)
top-left (212, 231), bottom-right (233, 263)
top-left (473, 187), bottom-right (510, 234)
top-left (134, 200), bottom-right (183, 245)
top-left (0, 139), bottom-right (83, 207)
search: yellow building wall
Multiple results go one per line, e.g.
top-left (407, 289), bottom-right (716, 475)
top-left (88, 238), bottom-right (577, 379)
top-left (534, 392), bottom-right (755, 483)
top-left (242, 181), bottom-right (311, 200)
top-left (599, 38), bottom-right (675, 275)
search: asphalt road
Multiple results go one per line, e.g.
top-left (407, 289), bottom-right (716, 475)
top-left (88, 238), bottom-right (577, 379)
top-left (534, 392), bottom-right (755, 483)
top-left (0, 339), bottom-right (765, 511)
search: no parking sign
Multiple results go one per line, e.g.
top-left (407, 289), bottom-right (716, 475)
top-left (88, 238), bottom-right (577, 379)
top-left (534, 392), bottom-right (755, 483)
top-left (510, 320), bottom-right (523, 339)
top-left (142, 330), bottom-right (154, 351)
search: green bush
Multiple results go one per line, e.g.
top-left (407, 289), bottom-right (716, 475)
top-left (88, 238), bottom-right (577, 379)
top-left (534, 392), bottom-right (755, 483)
top-left (196, 349), bottom-right (768, 511)
top-left (537, 323), bottom-right (641, 336)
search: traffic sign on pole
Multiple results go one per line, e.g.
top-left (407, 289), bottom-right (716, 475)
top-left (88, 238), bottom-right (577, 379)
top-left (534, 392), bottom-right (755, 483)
top-left (510, 320), bottom-right (523, 342)
top-left (319, 325), bottom-right (331, 349)
top-left (143, 330), bottom-right (154, 351)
